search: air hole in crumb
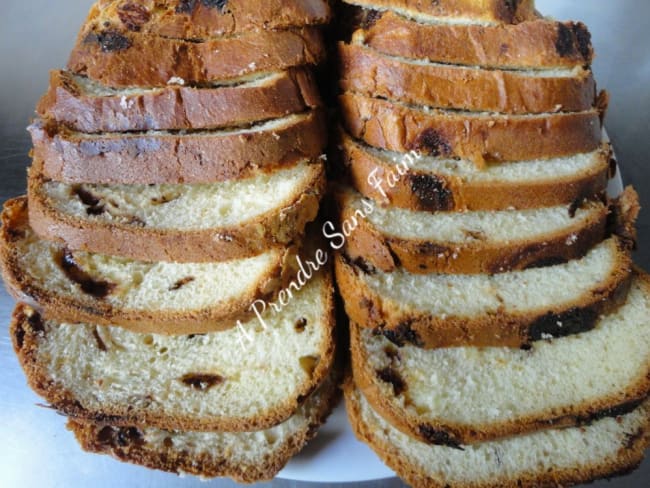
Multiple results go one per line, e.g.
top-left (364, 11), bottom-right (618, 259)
top-left (159, 347), bottom-right (168, 354)
top-left (264, 432), bottom-right (277, 444)
top-left (299, 355), bottom-right (320, 377)
top-left (143, 335), bottom-right (154, 345)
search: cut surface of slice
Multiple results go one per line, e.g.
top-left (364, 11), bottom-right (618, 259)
top-left (338, 186), bottom-right (608, 274)
top-left (38, 69), bottom-right (322, 132)
top-left (345, 382), bottom-right (650, 488)
top-left (68, 368), bottom-right (340, 483)
top-left (0, 197), bottom-right (301, 334)
top-left (28, 160), bottom-right (325, 263)
top-left (339, 43), bottom-right (596, 114)
top-left (29, 111), bottom-right (326, 184)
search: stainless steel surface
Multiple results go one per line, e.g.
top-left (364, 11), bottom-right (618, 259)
top-left (0, 1), bottom-right (648, 487)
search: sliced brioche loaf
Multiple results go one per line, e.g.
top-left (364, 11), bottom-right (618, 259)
top-left (346, 8), bottom-right (593, 70)
top-left (11, 268), bottom-right (335, 431)
top-left (37, 69), bottom-right (322, 133)
top-left (28, 159), bottom-right (325, 263)
top-left (345, 381), bottom-right (650, 488)
top-left (340, 92), bottom-right (603, 165)
top-left (68, 24), bottom-right (325, 88)
top-left (29, 111), bottom-right (326, 184)
top-left (338, 131), bottom-right (611, 212)
top-left (0, 197), bottom-right (302, 334)
top-left (88, 0), bottom-right (331, 38)
top-left (68, 368), bottom-right (340, 483)
top-left (338, 186), bottom-right (609, 274)
top-left (351, 272), bottom-right (650, 445)
top-left (336, 236), bottom-right (633, 349)
top-left (339, 43), bottom-right (596, 114)
top-left (342, 0), bottom-right (536, 24)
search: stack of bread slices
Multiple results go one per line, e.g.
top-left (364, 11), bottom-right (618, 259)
top-left (334, 0), bottom-right (650, 486)
top-left (0, 0), bottom-right (338, 482)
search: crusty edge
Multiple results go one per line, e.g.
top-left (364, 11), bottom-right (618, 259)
top-left (338, 43), bottom-right (596, 114)
top-left (334, 238), bottom-right (634, 349)
top-left (10, 268), bottom-right (336, 432)
top-left (349, 9), bottom-right (593, 69)
top-left (344, 378), bottom-right (650, 488)
top-left (338, 189), bottom-right (608, 274)
top-left (337, 130), bottom-right (610, 212)
top-left (30, 110), bottom-right (327, 184)
top-left (37, 68), bottom-right (322, 133)
top-left (339, 92), bottom-right (603, 165)
top-left (66, 369), bottom-right (342, 483)
top-left (27, 161), bottom-right (326, 263)
top-left (67, 26), bottom-right (325, 88)
top-left (0, 197), bottom-right (302, 334)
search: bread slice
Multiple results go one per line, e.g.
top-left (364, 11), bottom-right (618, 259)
top-left (341, 0), bottom-right (536, 24)
top-left (337, 130), bottom-right (611, 212)
top-left (346, 8), bottom-right (593, 70)
top-left (29, 111), bottom-right (326, 185)
top-left (351, 271), bottom-right (650, 446)
top-left (68, 368), bottom-right (341, 483)
top-left (87, 0), bottom-right (331, 38)
top-left (0, 197), bottom-right (303, 334)
top-left (11, 266), bottom-right (335, 432)
top-left (337, 185), bottom-right (609, 274)
top-left (340, 92), bottom-right (604, 165)
top-left (339, 43), bottom-right (596, 114)
top-left (37, 69), bottom-right (322, 133)
top-left (28, 159), bottom-right (325, 263)
top-left (345, 381), bottom-right (650, 488)
top-left (335, 236), bottom-right (634, 349)
top-left (68, 23), bottom-right (325, 88)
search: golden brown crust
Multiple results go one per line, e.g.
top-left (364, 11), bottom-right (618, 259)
top-left (351, 10), bottom-right (593, 69)
top-left (334, 242), bottom-right (634, 349)
top-left (0, 197), bottom-right (302, 335)
top-left (66, 372), bottom-right (342, 483)
top-left (345, 0), bottom-right (536, 24)
top-left (337, 131), bottom-right (610, 212)
top-left (344, 378), bottom-right (650, 488)
top-left (27, 162), bottom-right (325, 263)
top-left (339, 92), bottom-right (603, 166)
top-left (29, 110), bottom-right (327, 185)
top-left (338, 189), bottom-right (609, 275)
top-left (349, 315), bottom-right (650, 446)
top-left (89, 0), bottom-right (331, 38)
top-left (67, 24), bottom-right (325, 88)
top-left (339, 43), bottom-right (596, 114)
top-left (37, 69), bottom-right (322, 133)
top-left (10, 270), bottom-right (336, 432)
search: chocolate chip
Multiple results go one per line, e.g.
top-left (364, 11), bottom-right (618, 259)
top-left (84, 30), bottom-right (132, 53)
top-left (92, 327), bottom-right (107, 352)
top-left (572, 22), bottom-right (592, 59)
top-left (411, 129), bottom-right (451, 157)
top-left (418, 424), bottom-right (464, 449)
top-left (96, 426), bottom-right (145, 447)
top-left (409, 174), bottom-right (454, 211)
top-left (163, 436), bottom-right (173, 449)
top-left (295, 317), bottom-right (308, 333)
top-left (568, 198), bottom-right (582, 218)
top-left (524, 256), bottom-right (568, 269)
top-left (202, 0), bottom-right (229, 12)
top-left (623, 427), bottom-right (645, 449)
top-left (528, 307), bottom-right (599, 342)
top-left (180, 373), bottom-right (225, 391)
top-left (59, 250), bottom-right (116, 299)
top-left (376, 367), bottom-right (406, 396)
top-left (555, 23), bottom-right (576, 57)
top-left (27, 312), bottom-right (45, 334)
top-left (117, 3), bottom-right (151, 31)
top-left (169, 276), bottom-right (195, 291)
top-left (381, 321), bottom-right (424, 348)
top-left (73, 187), bottom-right (105, 216)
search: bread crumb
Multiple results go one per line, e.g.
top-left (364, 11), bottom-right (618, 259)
top-left (167, 77), bottom-right (186, 86)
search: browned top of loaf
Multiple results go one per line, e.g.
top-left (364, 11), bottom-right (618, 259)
top-left (347, 9), bottom-right (593, 69)
top-left (68, 24), bottom-right (325, 88)
top-left (89, 0), bottom-right (331, 38)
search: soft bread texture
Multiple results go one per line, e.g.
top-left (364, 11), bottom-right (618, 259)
top-left (350, 272), bottom-right (650, 445)
top-left (28, 159), bottom-right (325, 263)
top-left (337, 131), bottom-right (611, 212)
top-left (340, 92), bottom-right (603, 165)
top-left (347, 9), bottom-right (593, 69)
top-left (337, 185), bottom-right (609, 274)
top-left (0, 197), bottom-right (302, 334)
top-left (68, 23), bottom-right (325, 88)
top-left (339, 43), bottom-right (596, 114)
top-left (345, 382), bottom-right (650, 488)
top-left (88, 0), bottom-right (331, 38)
top-left (11, 269), bottom-right (335, 432)
top-left (29, 111), bottom-right (326, 184)
top-left (342, 0), bottom-right (536, 24)
top-left (69, 369), bottom-right (341, 483)
top-left (37, 69), bottom-right (322, 132)
top-left (335, 237), bottom-right (633, 349)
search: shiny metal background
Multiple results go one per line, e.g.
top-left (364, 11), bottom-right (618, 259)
top-left (0, 1), bottom-right (648, 487)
